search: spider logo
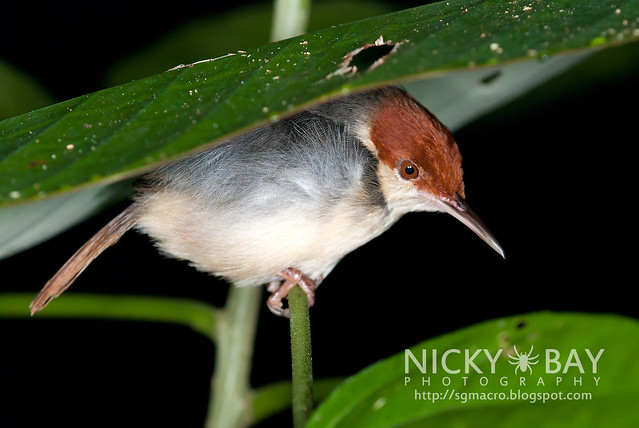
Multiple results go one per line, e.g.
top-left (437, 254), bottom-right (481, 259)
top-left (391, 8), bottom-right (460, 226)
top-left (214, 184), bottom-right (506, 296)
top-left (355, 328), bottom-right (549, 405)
top-left (508, 345), bottom-right (539, 374)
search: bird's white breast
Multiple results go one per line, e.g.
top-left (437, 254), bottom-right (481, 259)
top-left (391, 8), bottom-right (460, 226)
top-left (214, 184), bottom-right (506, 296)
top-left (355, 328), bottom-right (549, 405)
top-left (136, 183), bottom-right (394, 286)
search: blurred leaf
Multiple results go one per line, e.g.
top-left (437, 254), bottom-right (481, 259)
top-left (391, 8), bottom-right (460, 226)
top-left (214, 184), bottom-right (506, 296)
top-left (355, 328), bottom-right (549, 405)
top-left (0, 60), bottom-right (54, 120)
top-left (308, 312), bottom-right (639, 427)
top-left (1, 0), bottom-right (637, 208)
top-left (0, 293), bottom-right (218, 340)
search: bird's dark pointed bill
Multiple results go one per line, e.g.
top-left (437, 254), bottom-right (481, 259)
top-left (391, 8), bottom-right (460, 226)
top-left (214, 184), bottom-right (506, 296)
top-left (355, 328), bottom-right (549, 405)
top-left (434, 194), bottom-right (505, 258)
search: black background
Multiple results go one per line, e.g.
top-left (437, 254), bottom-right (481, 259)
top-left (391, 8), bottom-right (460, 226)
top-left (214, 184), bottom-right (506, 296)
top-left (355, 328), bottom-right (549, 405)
top-left (1, 1), bottom-right (637, 427)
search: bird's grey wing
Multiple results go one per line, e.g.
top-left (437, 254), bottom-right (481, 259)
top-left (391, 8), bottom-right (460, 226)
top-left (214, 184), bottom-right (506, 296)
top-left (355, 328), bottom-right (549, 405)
top-left (144, 111), bottom-right (383, 215)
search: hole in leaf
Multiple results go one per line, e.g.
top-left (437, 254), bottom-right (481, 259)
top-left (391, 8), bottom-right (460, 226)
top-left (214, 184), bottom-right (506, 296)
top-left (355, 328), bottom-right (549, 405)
top-left (479, 70), bottom-right (502, 85)
top-left (349, 44), bottom-right (395, 72)
top-left (327, 36), bottom-right (403, 79)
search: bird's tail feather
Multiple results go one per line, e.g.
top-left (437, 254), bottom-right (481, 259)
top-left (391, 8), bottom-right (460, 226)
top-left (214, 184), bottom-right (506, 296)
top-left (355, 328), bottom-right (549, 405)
top-left (29, 204), bottom-right (140, 315)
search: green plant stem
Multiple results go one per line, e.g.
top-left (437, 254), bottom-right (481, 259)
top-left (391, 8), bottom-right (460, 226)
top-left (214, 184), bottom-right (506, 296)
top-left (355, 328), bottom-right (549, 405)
top-left (206, 286), bottom-right (262, 428)
top-left (270, 2), bottom-right (315, 424)
top-left (289, 285), bottom-right (314, 427)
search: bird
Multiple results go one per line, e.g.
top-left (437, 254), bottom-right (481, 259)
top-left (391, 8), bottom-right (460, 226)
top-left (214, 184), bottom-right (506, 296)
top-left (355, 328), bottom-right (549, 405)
top-left (30, 86), bottom-right (504, 317)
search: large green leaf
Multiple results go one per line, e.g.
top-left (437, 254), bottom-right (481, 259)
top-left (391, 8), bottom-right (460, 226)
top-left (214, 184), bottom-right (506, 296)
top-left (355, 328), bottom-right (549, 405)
top-left (308, 312), bottom-right (639, 427)
top-left (0, 50), bottom-right (590, 259)
top-left (1, 0), bottom-right (637, 208)
top-left (0, 1), bottom-right (398, 259)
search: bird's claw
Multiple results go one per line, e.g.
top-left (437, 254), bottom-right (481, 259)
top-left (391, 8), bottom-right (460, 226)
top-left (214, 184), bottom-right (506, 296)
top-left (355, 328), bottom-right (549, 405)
top-left (266, 268), bottom-right (316, 318)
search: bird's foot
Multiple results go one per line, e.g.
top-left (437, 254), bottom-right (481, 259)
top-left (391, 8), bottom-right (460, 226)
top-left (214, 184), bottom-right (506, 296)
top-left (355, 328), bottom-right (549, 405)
top-left (266, 267), bottom-right (316, 318)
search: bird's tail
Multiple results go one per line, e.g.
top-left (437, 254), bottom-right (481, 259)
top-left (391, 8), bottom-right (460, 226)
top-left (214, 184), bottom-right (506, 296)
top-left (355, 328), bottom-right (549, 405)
top-left (29, 204), bottom-right (140, 315)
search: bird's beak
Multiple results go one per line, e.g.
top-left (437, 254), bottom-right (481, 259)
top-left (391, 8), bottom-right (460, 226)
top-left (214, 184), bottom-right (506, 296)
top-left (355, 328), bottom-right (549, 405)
top-left (433, 193), bottom-right (505, 258)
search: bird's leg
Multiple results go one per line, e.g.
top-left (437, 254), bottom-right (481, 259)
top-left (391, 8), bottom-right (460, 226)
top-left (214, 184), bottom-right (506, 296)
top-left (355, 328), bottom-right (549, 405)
top-left (266, 267), bottom-right (316, 318)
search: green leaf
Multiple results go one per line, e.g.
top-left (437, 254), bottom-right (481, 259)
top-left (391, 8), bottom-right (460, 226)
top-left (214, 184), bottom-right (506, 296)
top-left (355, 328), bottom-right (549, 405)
top-left (1, 0), bottom-right (637, 207)
top-left (0, 51), bottom-right (586, 261)
top-left (307, 312), bottom-right (639, 427)
top-left (0, 293), bottom-right (218, 340)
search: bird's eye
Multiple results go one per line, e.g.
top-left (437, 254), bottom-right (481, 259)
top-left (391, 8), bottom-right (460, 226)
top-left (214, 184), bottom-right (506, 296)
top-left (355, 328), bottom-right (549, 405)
top-left (399, 159), bottom-right (419, 180)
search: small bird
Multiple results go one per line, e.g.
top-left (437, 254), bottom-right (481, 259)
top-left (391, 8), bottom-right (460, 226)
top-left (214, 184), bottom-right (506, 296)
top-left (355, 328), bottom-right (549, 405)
top-left (30, 86), bottom-right (503, 317)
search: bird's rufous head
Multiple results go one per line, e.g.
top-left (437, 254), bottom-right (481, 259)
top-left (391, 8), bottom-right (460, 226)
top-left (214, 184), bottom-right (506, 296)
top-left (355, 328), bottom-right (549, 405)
top-left (369, 88), bottom-right (465, 202)
top-left (368, 87), bottom-right (504, 257)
